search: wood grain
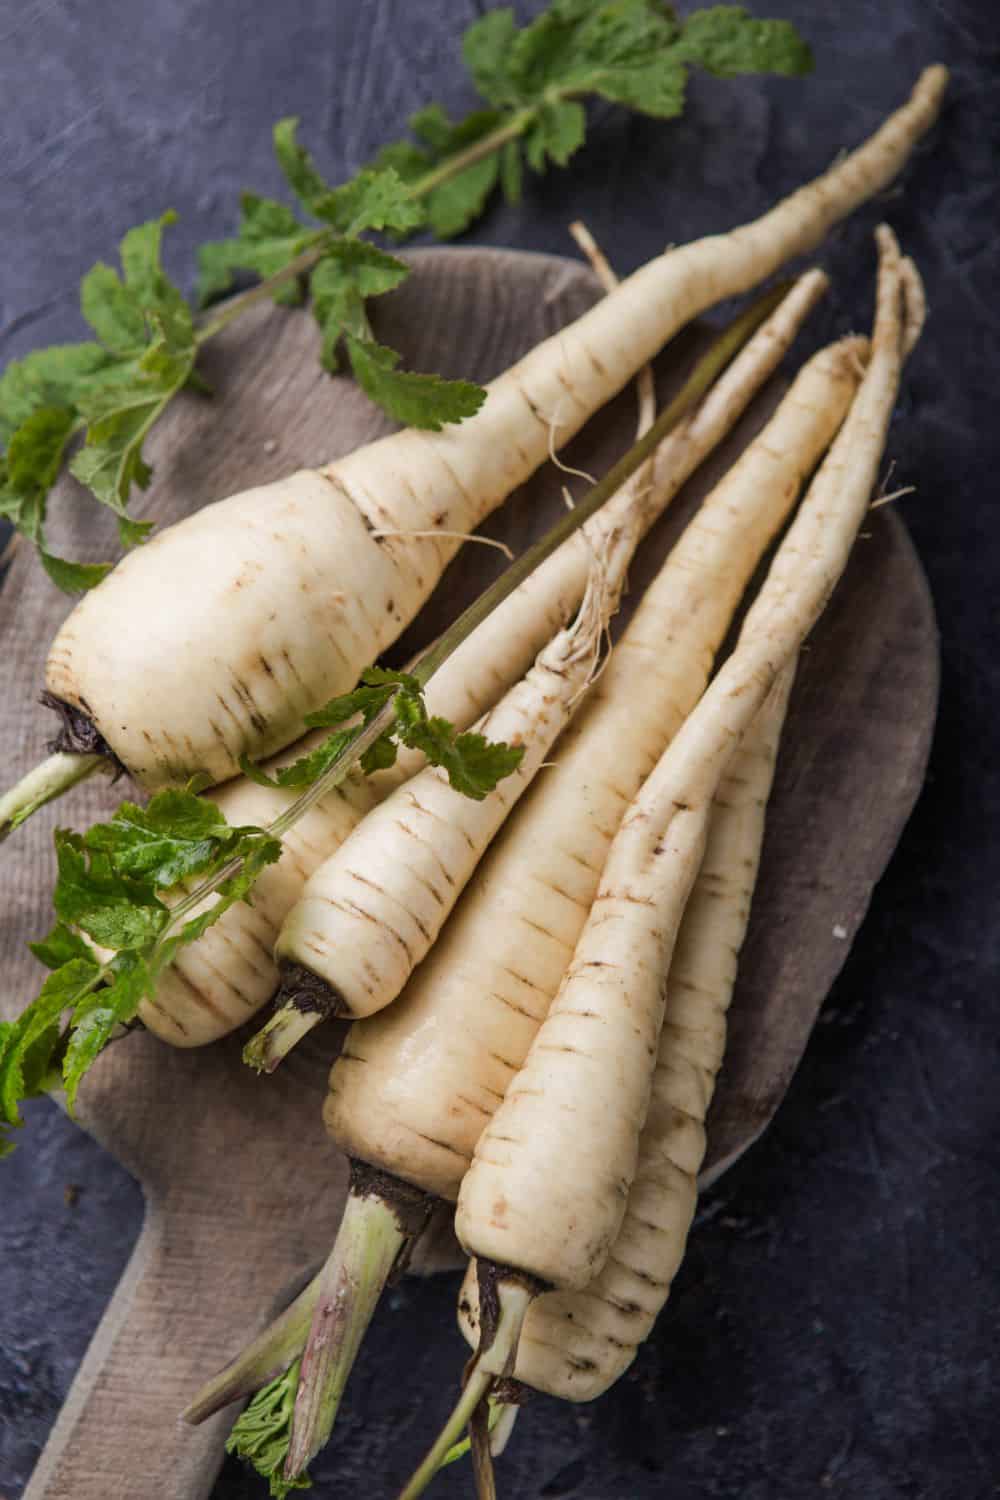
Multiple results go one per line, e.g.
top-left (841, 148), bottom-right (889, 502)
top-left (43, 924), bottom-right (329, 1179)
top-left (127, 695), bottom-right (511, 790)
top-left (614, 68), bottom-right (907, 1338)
top-left (0, 248), bottom-right (937, 1499)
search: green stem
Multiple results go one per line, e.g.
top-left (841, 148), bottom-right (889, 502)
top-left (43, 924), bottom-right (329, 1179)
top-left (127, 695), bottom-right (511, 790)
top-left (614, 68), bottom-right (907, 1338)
top-left (242, 1003), bottom-right (323, 1074)
top-left (0, 752), bottom-right (106, 843)
top-left (195, 107), bottom-right (536, 348)
top-left (406, 110), bottom-right (536, 199)
top-left (284, 1187), bottom-right (415, 1480)
top-left (183, 1271), bottom-right (323, 1425)
top-left (397, 1276), bottom-right (534, 1500)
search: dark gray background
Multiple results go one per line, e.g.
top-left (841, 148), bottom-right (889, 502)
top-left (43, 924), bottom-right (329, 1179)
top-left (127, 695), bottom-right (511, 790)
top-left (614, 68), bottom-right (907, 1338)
top-left (2, 2), bottom-right (998, 1498)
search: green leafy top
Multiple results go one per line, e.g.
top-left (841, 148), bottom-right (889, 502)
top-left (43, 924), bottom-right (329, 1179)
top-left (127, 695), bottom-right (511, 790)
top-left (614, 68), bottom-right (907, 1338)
top-left (241, 667), bottom-right (524, 800)
top-left (1, 0), bottom-right (810, 590)
top-left (0, 787), bottom-right (281, 1153)
top-left (225, 1361), bottom-right (310, 1498)
top-left (0, 672), bottom-right (522, 1152)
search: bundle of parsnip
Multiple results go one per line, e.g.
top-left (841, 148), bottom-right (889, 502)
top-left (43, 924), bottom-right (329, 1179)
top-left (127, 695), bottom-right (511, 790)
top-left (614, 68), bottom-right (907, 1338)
top-left (0, 56), bottom-right (941, 1500)
top-left (176, 64), bottom-right (938, 1497)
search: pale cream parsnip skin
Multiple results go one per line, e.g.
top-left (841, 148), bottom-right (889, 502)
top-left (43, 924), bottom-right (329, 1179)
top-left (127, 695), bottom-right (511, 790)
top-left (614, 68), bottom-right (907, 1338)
top-left (458, 223), bottom-right (919, 1334)
top-left (324, 338), bottom-right (864, 1200)
top-left (275, 277), bottom-right (825, 1025)
top-left (457, 664), bottom-right (796, 1399)
top-left (130, 273), bottom-right (829, 1049)
top-left (45, 69), bottom-right (944, 791)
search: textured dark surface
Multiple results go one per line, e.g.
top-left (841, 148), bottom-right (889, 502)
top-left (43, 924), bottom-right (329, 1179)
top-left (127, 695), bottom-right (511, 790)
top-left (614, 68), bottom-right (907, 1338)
top-left (1, 3), bottom-right (998, 1499)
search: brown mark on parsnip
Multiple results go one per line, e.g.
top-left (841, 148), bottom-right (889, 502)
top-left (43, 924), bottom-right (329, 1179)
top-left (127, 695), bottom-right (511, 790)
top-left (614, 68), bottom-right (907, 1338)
top-left (274, 959), bottom-right (346, 1020)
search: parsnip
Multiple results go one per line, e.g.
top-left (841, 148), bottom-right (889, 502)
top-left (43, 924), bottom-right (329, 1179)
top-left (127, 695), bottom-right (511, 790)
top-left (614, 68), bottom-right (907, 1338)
top-left (456, 662), bottom-right (796, 1402)
top-left (122, 272), bottom-right (829, 1051)
top-left (184, 328), bottom-right (863, 1486)
top-left (258, 273), bottom-right (832, 1054)
top-left (33, 67), bottom-right (942, 796)
top-left (404, 226), bottom-right (923, 1495)
top-left (324, 336), bottom-right (862, 1202)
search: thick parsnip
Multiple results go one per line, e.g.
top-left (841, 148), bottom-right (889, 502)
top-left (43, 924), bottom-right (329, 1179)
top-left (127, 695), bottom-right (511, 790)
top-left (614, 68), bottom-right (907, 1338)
top-left (456, 662), bottom-right (796, 1401)
top-left (255, 275), bottom-right (833, 1053)
top-left (127, 272), bottom-right (829, 1051)
top-left (40, 68), bottom-right (943, 794)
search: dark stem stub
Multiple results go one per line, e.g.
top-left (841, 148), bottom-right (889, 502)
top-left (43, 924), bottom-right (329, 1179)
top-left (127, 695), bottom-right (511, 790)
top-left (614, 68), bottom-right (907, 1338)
top-left (349, 1158), bottom-right (436, 1257)
top-left (276, 959), bottom-right (345, 1020)
top-left (475, 1260), bottom-right (548, 1363)
top-left (40, 689), bottom-right (120, 768)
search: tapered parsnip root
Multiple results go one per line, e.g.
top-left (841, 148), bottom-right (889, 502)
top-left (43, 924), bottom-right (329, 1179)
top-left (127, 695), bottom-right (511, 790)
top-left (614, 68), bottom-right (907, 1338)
top-left (376, 266), bottom-right (829, 794)
top-left (275, 328), bottom-right (860, 1476)
top-left (256, 235), bottom-right (664, 1059)
top-left (185, 282), bottom-right (839, 1488)
top-left (323, 334), bottom-right (863, 1208)
top-left (458, 663), bottom-right (797, 1403)
top-left (32, 67), bottom-right (943, 799)
top-left (406, 230), bottom-right (922, 1492)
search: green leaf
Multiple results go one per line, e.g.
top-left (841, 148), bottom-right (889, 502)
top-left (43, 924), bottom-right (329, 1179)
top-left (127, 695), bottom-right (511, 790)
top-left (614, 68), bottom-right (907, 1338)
top-left (462, 8), bottom-right (520, 105)
top-left (70, 324), bottom-right (195, 513)
top-left (197, 195), bottom-right (318, 307)
top-left (345, 336), bottom-right (485, 431)
top-left (83, 788), bottom-right (232, 886)
top-left (317, 167), bottom-right (424, 238)
top-left (61, 951), bottom-right (151, 1110)
top-left (80, 262), bottom-right (150, 355)
top-left (0, 406), bottom-right (77, 545)
top-left (396, 713), bottom-right (525, 801)
top-left (672, 6), bottom-right (814, 77)
top-left (225, 1360), bottom-right (311, 1498)
top-left (309, 241), bottom-right (409, 371)
top-left (52, 830), bottom-right (168, 950)
top-left (240, 729), bottom-right (361, 790)
top-left (39, 550), bottom-right (113, 593)
top-left (0, 956), bottom-right (101, 1141)
top-left (29, 921), bottom-right (95, 970)
top-left (525, 99), bottom-right (587, 171)
top-left (0, 343), bottom-right (116, 445)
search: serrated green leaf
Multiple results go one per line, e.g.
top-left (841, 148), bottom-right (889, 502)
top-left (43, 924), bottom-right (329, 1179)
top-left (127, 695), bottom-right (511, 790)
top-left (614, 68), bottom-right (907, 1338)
top-left (29, 921), bottom-right (96, 971)
top-left (309, 240), bottom-right (409, 371)
top-left (62, 951), bottom-right (151, 1110)
top-left (226, 1360), bottom-right (311, 1498)
top-left (672, 6), bottom-right (813, 77)
top-left (396, 710), bottom-right (525, 801)
top-left (0, 956), bottom-right (101, 1137)
top-left (462, 8), bottom-right (520, 106)
top-left (40, 550), bottom-right (113, 593)
top-left (83, 788), bottom-right (230, 886)
top-left (0, 406), bottom-right (77, 543)
top-left (0, 343), bottom-right (116, 444)
top-left (80, 263), bottom-right (149, 355)
top-left (345, 336), bottom-right (485, 431)
top-left (317, 167), bottom-right (424, 238)
top-left (197, 195), bottom-right (317, 307)
top-left (53, 830), bottom-right (168, 950)
top-left (273, 116), bottom-right (334, 218)
top-left (525, 100), bottom-right (587, 171)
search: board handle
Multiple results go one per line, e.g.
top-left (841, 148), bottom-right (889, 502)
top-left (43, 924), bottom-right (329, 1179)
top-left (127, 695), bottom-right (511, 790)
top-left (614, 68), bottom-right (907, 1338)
top-left (23, 1189), bottom-right (308, 1500)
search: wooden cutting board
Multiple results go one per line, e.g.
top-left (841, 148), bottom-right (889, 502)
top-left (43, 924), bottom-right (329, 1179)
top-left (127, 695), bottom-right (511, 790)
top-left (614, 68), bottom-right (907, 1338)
top-left (0, 247), bottom-right (938, 1499)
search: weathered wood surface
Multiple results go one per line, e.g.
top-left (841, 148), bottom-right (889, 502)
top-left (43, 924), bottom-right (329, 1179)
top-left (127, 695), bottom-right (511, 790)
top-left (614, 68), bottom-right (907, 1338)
top-left (0, 248), bottom-right (938, 1499)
